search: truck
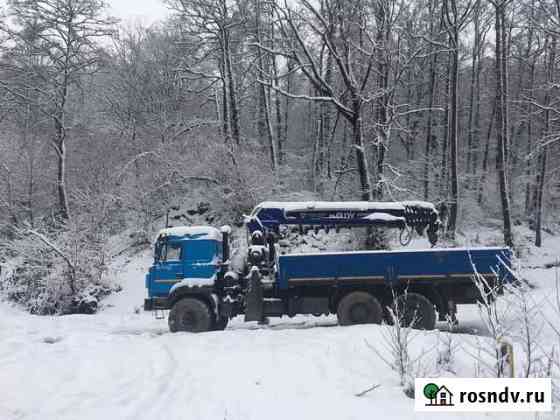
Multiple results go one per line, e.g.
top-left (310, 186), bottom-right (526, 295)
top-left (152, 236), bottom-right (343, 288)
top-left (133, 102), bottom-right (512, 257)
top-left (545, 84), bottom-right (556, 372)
top-left (144, 201), bottom-right (514, 332)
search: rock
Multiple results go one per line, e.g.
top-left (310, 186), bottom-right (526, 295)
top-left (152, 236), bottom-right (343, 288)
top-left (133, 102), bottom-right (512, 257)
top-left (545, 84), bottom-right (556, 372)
top-left (77, 296), bottom-right (98, 314)
top-left (197, 202), bottom-right (210, 214)
top-left (403, 385), bottom-right (415, 399)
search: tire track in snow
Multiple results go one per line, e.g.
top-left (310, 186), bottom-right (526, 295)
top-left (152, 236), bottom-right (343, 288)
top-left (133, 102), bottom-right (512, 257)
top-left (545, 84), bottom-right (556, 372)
top-left (123, 335), bottom-right (185, 420)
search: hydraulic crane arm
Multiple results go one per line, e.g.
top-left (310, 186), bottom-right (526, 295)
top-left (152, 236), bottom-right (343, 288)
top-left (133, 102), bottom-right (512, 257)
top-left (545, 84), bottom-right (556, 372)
top-left (245, 201), bottom-right (441, 246)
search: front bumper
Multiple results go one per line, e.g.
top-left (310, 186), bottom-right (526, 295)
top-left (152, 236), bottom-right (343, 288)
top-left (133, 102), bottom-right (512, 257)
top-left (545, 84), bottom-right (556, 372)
top-left (144, 297), bottom-right (170, 311)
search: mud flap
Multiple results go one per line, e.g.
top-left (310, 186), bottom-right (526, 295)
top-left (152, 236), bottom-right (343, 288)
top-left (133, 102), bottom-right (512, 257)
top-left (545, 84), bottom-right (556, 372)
top-left (244, 267), bottom-right (264, 322)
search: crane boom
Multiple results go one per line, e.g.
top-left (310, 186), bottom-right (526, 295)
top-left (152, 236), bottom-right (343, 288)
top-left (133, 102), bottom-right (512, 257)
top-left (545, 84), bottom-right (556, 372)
top-left (245, 201), bottom-right (441, 245)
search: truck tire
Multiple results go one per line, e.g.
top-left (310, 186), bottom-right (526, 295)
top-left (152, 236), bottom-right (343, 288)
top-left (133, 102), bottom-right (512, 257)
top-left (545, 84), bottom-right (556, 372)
top-left (213, 316), bottom-right (229, 331)
top-left (168, 298), bottom-right (212, 333)
top-left (337, 291), bottom-right (383, 326)
top-left (392, 293), bottom-right (436, 330)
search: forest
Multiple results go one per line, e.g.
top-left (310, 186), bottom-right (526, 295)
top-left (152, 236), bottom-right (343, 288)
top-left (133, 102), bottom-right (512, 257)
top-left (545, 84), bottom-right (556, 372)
top-left (0, 0), bottom-right (559, 313)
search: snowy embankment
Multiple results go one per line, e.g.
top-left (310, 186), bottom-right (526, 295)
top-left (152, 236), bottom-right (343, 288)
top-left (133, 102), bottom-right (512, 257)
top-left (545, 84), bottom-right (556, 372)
top-left (1, 231), bottom-right (560, 420)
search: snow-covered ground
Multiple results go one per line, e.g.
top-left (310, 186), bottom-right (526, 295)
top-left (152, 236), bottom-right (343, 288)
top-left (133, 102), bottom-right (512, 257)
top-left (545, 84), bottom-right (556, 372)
top-left (2, 230), bottom-right (560, 420)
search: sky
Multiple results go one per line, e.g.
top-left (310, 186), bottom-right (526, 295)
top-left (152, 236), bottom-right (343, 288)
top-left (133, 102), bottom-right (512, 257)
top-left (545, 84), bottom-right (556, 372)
top-left (108, 0), bottom-right (170, 25)
top-left (0, 0), bottom-right (171, 26)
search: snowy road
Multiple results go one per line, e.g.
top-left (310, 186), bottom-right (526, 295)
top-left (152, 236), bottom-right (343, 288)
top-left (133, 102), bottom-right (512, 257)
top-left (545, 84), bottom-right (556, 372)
top-left (1, 246), bottom-right (557, 420)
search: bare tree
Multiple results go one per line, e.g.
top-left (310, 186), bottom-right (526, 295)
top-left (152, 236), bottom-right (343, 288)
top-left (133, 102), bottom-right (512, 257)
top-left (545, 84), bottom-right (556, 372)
top-left (442, 0), bottom-right (472, 238)
top-left (466, 0), bottom-right (491, 177)
top-left (535, 33), bottom-right (556, 247)
top-left (169, 0), bottom-right (245, 147)
top-left (253, 0), bottom-right (277, 170)
top-left (255, 1), bottom-right (374, 199)
top-left (423, 0), bottom-right (442, 201)
top-left (492, 0), bottom-right (514, 248)
top-left (257, 0), bottom-right (422, 201)
top-left (0, 0), bottom-right (117, 220)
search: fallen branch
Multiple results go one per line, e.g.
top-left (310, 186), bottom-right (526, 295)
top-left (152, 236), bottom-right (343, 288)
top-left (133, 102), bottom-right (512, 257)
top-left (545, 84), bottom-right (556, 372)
top-left (26, 229), bottom-right (75, 272)
top-left (355, 384), bottom-right (381, 397)
top-left (526, 261), bottom-right (560, 270)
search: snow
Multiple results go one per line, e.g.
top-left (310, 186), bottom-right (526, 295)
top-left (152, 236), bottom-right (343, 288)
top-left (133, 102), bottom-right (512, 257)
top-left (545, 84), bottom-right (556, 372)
top-left (401, 201), bottom-right (438, 211)
top-left (220, 225), bottom-right (232, 234)
top-left (169, 275), bottom-right (216, 292)
top-left (1, 229), bottom-right (559, 420)
top-left (362, 212), bottom-right (406, 223)
top-left (248, 245), bottom-right (268, 255)
top-left (156, 225), bottom-right (223, 241)
top-left (192, 256), bottom-right (221, 267)
top-left (253, 201), bottom-right (438, 215)
top-left (284, 246), bottom-right (507, 257)
top-left (254, 201), bottom-right (407, 214)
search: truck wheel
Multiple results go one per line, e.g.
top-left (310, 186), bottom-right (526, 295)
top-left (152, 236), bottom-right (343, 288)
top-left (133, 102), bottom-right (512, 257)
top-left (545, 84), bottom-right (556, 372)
top-left (337, 291), bottom-right (383, 326)
top-left (168, 298), bottom-right (212, 333)
top-left (392, 293), bottom-right (436, 330)
top-left (213, 316), bottom-right (229, 331)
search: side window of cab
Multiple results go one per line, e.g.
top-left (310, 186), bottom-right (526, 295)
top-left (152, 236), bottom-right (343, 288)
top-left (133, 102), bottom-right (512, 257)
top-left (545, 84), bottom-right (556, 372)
top-left (184, 241), bottom-right (215, 263)
top-left (161, 242), bottom-right (182, 262)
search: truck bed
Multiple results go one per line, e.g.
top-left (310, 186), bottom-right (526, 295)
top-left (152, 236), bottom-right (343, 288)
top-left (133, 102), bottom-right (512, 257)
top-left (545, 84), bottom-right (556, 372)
top-left (276, 247), bottom-right (512, 293)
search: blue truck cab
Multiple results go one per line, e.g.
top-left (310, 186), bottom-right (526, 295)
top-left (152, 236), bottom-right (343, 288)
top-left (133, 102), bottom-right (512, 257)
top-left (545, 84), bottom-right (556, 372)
top-left (144, 226), bottom-right (228, 311)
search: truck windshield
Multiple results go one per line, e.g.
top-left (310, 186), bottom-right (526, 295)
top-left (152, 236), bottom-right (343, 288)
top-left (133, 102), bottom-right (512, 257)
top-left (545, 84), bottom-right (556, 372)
top-left (155, 241), bottom-right (182, 262)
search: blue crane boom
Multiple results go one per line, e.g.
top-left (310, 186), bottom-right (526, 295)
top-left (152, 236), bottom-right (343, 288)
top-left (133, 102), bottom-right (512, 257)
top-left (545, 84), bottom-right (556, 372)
top-left (245, 201), bottom-right (441, 245)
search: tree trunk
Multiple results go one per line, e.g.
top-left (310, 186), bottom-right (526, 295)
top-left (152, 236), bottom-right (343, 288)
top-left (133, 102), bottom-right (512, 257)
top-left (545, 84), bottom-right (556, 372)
top-left (494, 2), bottom-right (514, 248)
top-left (53, 130), bottom-right (70, 221)
top-left (53, 57), bottom-right (70, 224)
top-left (322, 51), bottom-right (334, 179)
top-left (535, 36), bottom-right (556, 247)
top-left (478, 99), bottom-right (496, 205)
top-left (471, 27), bottom-right (483, 176)
top-left (423, 0), bottom-right (440, 200)
top-left (523, 58), bottom-right (536, 215)
top-left (23, 103), bottom-right (35, 227)
top-left (353, 98), bottom-right (372, 201)
top-left (219, 58), bottom-right (231, 141)
top-left (535, 151), bottom-right (547, 246)
top-left (280, 58), bottom-right (293, 165)
top-left (254, 0), bottom-right (277, 169)
top-left (447, 28), bottom-right (459, 237)
top-left (222, 16), bottom-right (240, 146)
top-left (440, 53), bottom-right (450, 201)
top-left (373, 4), bottom-right (390, 200)
top-left (466, 0), bottom-right (481, 175)
top-left (272, 61), bottom-right (283, 167)
top-left (403, 68), bottom-right (414, 161)
top-left (523, 1), bottom-right (537, 216)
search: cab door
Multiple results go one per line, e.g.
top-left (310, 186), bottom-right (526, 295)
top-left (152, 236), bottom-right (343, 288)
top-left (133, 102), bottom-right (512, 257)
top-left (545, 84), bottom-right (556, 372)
top-left (152, 241), bottom-right (184, 293)
top-left (183, 240), bottom-right (220, 280)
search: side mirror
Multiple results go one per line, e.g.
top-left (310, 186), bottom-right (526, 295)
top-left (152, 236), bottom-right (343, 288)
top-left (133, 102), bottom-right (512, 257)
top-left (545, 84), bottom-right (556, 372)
top-left (221, 225), bottom-right (231, 262)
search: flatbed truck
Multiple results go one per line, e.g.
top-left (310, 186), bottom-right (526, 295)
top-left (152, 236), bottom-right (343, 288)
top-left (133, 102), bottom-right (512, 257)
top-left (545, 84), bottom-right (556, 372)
top-left (143, 201), bottom-right (513, 332)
